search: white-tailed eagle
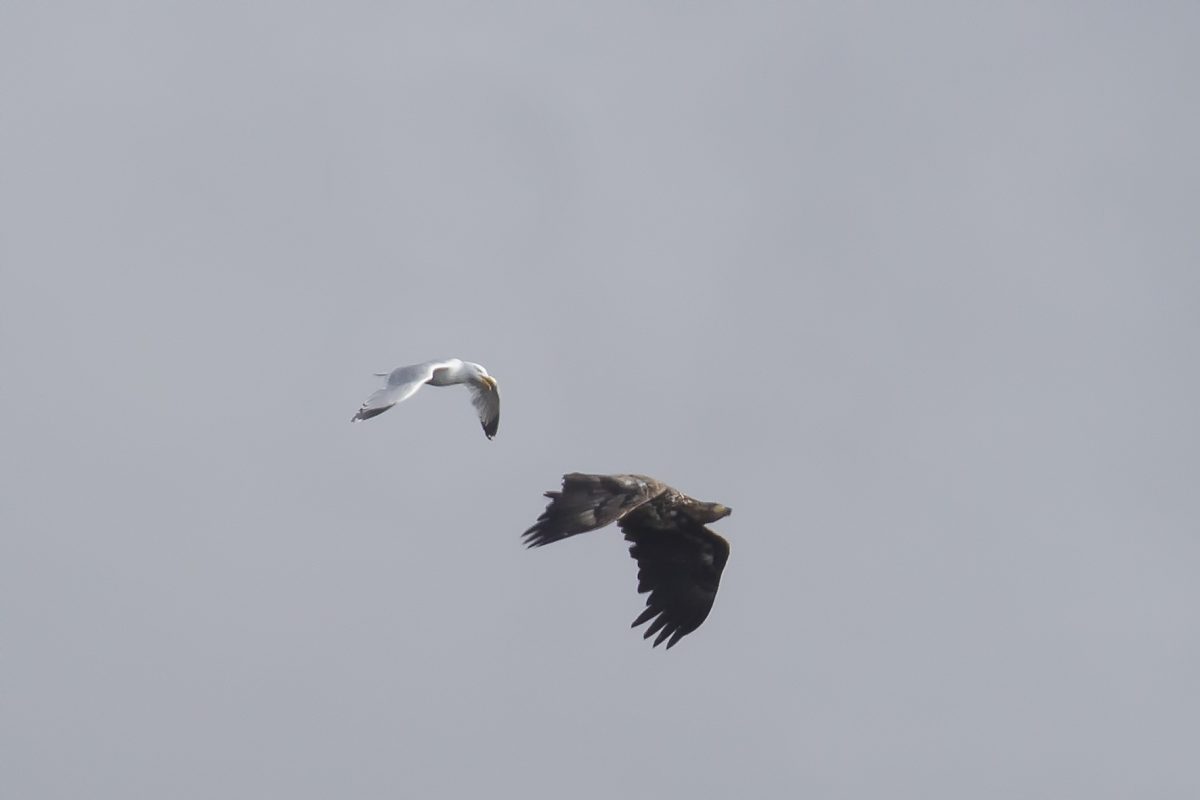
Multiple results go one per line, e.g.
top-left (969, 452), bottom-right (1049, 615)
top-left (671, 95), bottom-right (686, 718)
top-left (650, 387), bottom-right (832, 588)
top-left (522, 473), bottom-right (732, 650)
top-left (352, 358), bottom-right (499, 439)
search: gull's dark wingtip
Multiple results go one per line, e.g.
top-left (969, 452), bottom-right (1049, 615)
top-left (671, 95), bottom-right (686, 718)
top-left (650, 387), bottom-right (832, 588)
top-left (352, 406), bottom-right (389, 422)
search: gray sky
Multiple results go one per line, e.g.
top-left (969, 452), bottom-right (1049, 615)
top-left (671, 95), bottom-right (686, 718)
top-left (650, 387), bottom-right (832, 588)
top-left (3, 2), bottom-right (1199, 798)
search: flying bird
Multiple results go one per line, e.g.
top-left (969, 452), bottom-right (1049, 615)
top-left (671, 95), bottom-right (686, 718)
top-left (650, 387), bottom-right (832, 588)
top-left (522, 473), bottom-right (732, 650)
top-left (352, 358), bottom-right (499, 439)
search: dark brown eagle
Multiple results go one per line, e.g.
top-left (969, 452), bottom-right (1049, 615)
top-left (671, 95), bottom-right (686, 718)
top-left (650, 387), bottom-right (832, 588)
top-left (522, 473), bottom-right (732, 650)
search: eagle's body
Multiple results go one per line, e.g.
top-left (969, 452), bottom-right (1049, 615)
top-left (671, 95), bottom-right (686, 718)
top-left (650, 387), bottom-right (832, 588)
top-left (523, 473), bottom-right (732, 649)
top-left (352, 358), bottom-right (499, 439)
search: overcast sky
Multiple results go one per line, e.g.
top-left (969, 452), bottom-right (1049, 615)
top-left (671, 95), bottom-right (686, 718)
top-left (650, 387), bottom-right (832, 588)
top-left (3, 3), bottom-right (1199, 798)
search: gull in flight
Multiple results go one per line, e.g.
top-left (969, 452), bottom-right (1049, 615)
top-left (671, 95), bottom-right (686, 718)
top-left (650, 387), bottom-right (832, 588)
top-left (352, 358), bottom-right (500, 439)
top-left (522, 473), bottom-right (732, 649)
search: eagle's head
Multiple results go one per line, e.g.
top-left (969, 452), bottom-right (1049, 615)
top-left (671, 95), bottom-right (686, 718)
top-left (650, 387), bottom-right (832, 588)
top-left (688, 501), bottom-right (732, 524)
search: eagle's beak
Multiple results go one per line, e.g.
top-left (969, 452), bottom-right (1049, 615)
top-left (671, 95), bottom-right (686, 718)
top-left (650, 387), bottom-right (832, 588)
top-left (716, 504), bottom-right (732, 518)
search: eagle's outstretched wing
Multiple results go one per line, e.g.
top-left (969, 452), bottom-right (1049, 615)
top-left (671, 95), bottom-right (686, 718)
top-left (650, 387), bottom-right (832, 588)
top-left (522, 473), bottom-right (666, 548)
top-left (621, 515), bottom-right (730, 649)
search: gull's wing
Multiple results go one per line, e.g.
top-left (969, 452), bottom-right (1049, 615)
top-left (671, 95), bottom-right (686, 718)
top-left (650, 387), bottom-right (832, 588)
top-left (620, 516), bottom-right (730, 650)
top-left (351, 362), bottom-right (439, 422)
top-left (467, 379), bottom-right (500, 439)
top-left (522, 473), bottom-right (665, 548)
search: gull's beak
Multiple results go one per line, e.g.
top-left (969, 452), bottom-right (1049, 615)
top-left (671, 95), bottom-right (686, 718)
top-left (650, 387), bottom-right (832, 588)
top-left (482, 376), bottom-right (498, 391)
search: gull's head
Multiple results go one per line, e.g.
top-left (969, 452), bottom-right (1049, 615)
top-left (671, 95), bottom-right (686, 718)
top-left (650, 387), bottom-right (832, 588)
top-left (468, 363), bottom-right (497, 391)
